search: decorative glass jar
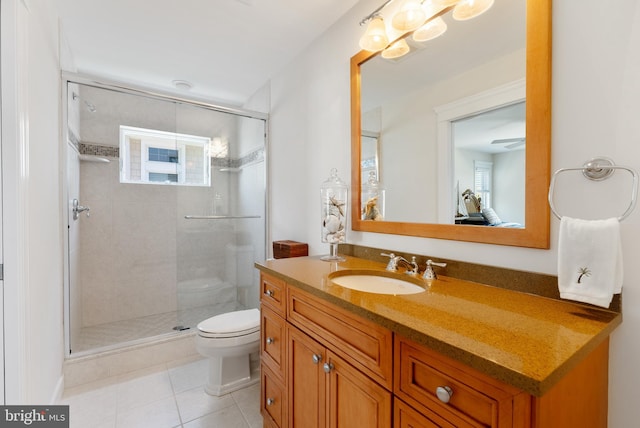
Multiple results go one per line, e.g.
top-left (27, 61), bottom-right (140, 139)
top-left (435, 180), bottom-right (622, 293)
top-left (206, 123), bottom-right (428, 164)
top-left (320, 168), bottom-right (348, 261)
top-left (361, 171), bottom-right (385, 221)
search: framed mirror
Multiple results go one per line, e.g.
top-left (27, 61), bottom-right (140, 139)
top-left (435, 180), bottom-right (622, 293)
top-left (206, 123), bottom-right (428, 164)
top-left (351, 0), bottom-right (551, 248)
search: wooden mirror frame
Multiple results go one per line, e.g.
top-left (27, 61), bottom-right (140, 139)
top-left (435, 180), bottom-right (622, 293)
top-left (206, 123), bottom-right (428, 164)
top-left (350, 0), bottom-right (551, 248)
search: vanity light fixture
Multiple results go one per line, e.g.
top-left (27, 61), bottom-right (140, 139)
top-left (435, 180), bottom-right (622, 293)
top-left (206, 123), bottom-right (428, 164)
top-left (412, 16), bottom-right (447, 42)
top-left (452, 0), bottom-right (494, 21)
top-left (392, 0), bottom-right (427, 32)
top-left (381, 38), bottom-right (411, 59)
top-left (358, 0), bottom-right (493, 56)
top-left (359, 15), bottom-right (390, 51)
top-left (431, 0), bottom-right (460, 7)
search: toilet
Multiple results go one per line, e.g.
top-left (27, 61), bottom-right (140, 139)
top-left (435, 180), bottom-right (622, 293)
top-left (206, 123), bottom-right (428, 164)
top-left (195, 308), bottom-right (260, 396)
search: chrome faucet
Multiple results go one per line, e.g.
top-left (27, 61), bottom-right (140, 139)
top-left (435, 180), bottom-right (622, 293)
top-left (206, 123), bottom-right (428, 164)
top-left (72, 198), bottom-right (90, 220)
top-left (381, 253), bottom-right (419, 275)
top-left (422, 259), bottom-right (447, 280)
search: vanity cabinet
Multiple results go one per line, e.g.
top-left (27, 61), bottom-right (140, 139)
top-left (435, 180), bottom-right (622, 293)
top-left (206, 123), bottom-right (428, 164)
top-left (394, 397), bottom-right (455, 428)
top-left (261, 274), bottom-right (287, 316)
top-left (259, 270), bottom-right (612, 428)
top-left (260, 274), bottom-right (288, 428)
top-left (261, 363), bottom-right (286, 428)
top-left (288, 324), bottom-right (392, 427)
top-left (260, 273), bottom-right (393, 428)
top-left (393, 334), bottom-right (609, 428)
top-left (286, 285), bottom-right (393, 389)
top-left (395, 336), bottom-right (529, 428)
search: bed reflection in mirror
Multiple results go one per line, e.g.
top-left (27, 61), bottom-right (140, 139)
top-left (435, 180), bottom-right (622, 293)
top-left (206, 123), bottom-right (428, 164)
top-left (453, 101), bottom-right (525, 229)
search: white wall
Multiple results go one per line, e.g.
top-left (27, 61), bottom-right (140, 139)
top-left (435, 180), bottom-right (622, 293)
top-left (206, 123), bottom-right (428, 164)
top-left (375, 49), bottom-right (525, 224)
top-left (1, 0), bottom-right (65, 403)
top-left (269, 0), bottom-right (640, 425)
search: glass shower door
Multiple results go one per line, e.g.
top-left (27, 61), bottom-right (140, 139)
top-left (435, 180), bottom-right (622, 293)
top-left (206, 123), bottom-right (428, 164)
top-left (174, 103), bottom-right (266, 330)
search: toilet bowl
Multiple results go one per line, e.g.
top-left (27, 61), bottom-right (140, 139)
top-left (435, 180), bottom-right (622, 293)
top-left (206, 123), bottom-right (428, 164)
top-left (195, 308), bottom-right (260, 396)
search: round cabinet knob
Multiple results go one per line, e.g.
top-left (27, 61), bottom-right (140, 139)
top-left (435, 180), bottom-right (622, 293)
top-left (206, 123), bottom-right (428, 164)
top-left (266, 337), bottom-right (274, 345)
top-left (436, 386), bottom-right (453, 403)
top-left (323, 362), bottom-right (334, 373)
top-left (266, 398), bottom-right (275, 406)
top-left (265, 289), bottom-right (274, 297)
top-left (312, 354), bottom-right (322, 364)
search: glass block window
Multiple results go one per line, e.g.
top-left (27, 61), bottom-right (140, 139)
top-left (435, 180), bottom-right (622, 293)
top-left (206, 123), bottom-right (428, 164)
top-left (120, 126), bottom-right (211, 187)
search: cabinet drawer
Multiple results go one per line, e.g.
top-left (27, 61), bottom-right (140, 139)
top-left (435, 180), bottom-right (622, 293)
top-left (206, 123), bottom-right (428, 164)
top-left (261, 273), bottom-right (287, 316)
top-left (394, 397), bottom-right (455, 428)
top-left (261, 363), bottom-right (287, 428)
top-left (261, 305), bottom-right (286, 381)
top-left (287, 286), bottom-right (393, 389)
top-left (395, 336), bottom-right (523, 428)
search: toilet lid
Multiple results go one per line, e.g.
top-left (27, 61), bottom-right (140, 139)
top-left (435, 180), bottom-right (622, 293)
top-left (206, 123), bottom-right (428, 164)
top-left (197, 308), bottom-right (260, 337)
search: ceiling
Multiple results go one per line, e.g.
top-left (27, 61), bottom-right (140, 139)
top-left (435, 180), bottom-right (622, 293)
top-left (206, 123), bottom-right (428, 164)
top-left (453, 101), bottom-right (526, 154)
top-left (55, 0), bottom-right (361, 107)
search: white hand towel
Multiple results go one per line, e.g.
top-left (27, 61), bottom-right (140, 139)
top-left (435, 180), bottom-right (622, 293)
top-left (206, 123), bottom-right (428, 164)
top-left (558, 217), bottom-right (623, 308)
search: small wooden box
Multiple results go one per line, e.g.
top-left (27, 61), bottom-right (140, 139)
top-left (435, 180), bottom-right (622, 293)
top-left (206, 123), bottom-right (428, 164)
top-left (273, 240), bottom-right (308, 259)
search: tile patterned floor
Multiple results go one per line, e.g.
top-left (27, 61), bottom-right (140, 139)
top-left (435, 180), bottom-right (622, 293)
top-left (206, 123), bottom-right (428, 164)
top-left (59, 357), bottom-right (262, 428)
top-left (73, 303), bottom-right (242, 354)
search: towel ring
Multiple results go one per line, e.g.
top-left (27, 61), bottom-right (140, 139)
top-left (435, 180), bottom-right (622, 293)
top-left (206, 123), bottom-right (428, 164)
top-left (548, 157), bottom-right (639, 221)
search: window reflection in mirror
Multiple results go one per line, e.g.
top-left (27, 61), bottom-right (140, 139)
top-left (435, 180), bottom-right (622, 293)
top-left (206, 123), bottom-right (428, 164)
top-left (351, 0), bottom-right (551, 248)
top-left (453, 101), bottom-right (525, 227)
top-left (359, 0), bottom-right (526, 224)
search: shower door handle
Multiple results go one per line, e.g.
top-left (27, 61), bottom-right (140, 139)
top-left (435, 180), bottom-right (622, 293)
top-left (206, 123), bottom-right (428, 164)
top-left (72, 199), bottom-right (90, 220)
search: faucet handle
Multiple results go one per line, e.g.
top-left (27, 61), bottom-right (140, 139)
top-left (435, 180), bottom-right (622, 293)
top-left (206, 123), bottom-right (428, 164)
top-left (381, 253), bottom-right (398, 271)
top-left (422, 259), bottom-right (447, 280)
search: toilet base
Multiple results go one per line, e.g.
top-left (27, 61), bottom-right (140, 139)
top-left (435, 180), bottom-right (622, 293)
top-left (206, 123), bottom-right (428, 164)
top-left (204, 353), bottom-right (259, 396)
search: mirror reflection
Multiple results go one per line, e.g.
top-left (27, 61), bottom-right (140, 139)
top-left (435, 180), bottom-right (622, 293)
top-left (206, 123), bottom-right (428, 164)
top-left (359, 0), bottom-right (525, 224)
top-left (453, 101), bottom-right (525, 227)
top-left (351, 0), bottom-right (551, 248)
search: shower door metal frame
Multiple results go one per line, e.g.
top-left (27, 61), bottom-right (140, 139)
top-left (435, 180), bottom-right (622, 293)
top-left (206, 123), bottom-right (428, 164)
top-left (60, 71), bottom-right (270, 358)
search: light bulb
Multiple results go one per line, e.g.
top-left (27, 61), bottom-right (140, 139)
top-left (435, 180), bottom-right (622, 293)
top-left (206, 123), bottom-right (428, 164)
top-left (359, 16), bottom-right (389, 52)
top-left (381, 39), bottom-right (410, 59)
top-left (392, 0), bottom-right (427, 32)
top-left (412, 17), bottom-right (448, 42)
top-left (452, 0), bottom-right (494, 21)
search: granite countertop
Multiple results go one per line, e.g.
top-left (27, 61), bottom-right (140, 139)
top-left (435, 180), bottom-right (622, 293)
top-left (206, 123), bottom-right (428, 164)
top-left (255, 255), bottom-right (621, 397)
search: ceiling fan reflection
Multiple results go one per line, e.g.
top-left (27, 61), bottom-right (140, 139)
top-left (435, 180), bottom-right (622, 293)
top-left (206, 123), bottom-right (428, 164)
top-left (491, 138), bottom-right (526, 149)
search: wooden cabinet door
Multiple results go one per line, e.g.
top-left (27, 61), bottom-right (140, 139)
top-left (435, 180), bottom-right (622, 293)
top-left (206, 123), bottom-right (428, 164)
top-left (326, 350), bottom-right (392, 428)
top-left (288, 325), bottom-right (326, 428)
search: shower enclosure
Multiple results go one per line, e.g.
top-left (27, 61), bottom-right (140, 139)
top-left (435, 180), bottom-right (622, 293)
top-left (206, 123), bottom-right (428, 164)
top-left (63, 75), bottom-right (268, 356)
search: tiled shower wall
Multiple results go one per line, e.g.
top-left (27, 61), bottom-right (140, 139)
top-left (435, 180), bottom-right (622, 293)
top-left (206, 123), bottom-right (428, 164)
top-left (78, 145), bottom-right (264, 328)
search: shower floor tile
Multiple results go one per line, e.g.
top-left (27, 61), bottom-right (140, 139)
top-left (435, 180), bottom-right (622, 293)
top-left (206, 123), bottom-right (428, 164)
top-left (73, 302), bottom-right (243, 354)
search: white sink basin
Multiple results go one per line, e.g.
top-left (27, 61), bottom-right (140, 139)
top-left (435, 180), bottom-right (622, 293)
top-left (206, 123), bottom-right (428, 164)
top-left (329, 271), bottom-right (425, 295)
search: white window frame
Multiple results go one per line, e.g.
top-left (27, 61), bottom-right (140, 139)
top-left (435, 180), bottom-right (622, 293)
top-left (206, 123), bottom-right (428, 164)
top-left (120, 125), bottom-right (211, 187)
top-left (474, 160), bottom-right (493, 209)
